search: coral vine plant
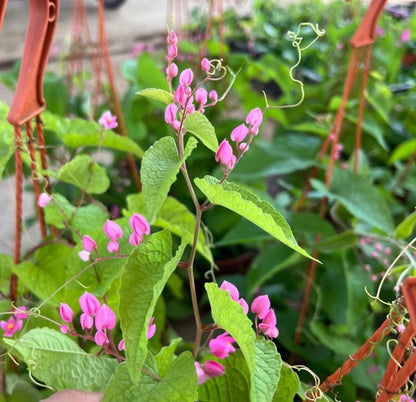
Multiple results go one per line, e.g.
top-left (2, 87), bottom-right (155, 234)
top-left (6, 20), bottom-right (399, 401)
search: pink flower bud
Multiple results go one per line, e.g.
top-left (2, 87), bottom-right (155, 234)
top-left (230, 124), bottom-right (249, 143)
top-left (82, 235), bottom-right (97, 252)
top-left (94, 329), bottom-right (109, 346)
top-left (246, 107), bottom-right (263, 127)
top-left (60, 324), bottom-right (70, 334)
top-left (166, 62), bottom-right (178, 80)
top-left (258, 309), bottom-right (279, 338)
top-left (195, 88), bottom-right (208, 107)
top-left (147, 317), bottom-right (156, 339)
top-left (186, 103), bottom-right (195, 115)
top-left (209, 90), bottom-right (218, 104)
top-left (209, 333), bottom-right (235, 359)
top-left (215, 140), bottom-right (235, 170)
top-left (251, 126), bottom-right (259, 136)
top-left (239, 142), bottom-right (249, 153)
top-left (195, 362), bottom-right (210, 385)
top-left (80, 313), bottom-right (94, 330)
top-left (107, 240), bottom-right (119, 253)
top-left (129, 213), bottom-right (150, 236)
top-left (78, 250), bottom-right (91, 261)
top-left (239, 298), bottom-right (249, 314)
top-left (95, 304), bottom-right (116, 331)
top-left (179, 68), bottom-right (194, 87)
top-left (129, 232), bottom-right (144, 246)
top-left (165, 103), bottom-right (178, 125)
top-left (38, 193), bottom-right (52, 208)
top-left (204, 360), bottom-right (225, 377)
top-left (98, 110), bottom-right (118, 130)
top-left (14, 306), bottom-right (28, 320)
top-left (59, 303), bottom-right (74, 323)
top-left (397, 323), bottom-right (406, 333)
top-left (174, 85), bottom-right (186, 107)
top-left (401, 29), bottom-right (410, 43)
top-left (103, 220), bottom-right (123, 241)
top-left (167, 31), bottom-right (177, 45)
top-left (219, 280), bottom-right (239, 301)
top-left (201, 58), bottom-right (210, 72)
top-left (167, 44), bottom-right (178, 61)
top-left (79, 291), bottom-right (101, 315)
top-left (118, 339), bottom-right (125, 351)
top-left (251, 295), bottom-right (271, 319)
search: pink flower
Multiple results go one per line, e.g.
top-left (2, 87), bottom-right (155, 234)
top-left (1, 317), bottom-right (23, 337)
top-left (397, 323), bottom-right (406, 333)
top-left (82, 235), bottom-right (97, 253)
top-left (204, 360), bottom-right (225, 377)
top-left (179, 68), bottom-right (194, 87)
top-left (147, 317), bottom-right (156, 339)
top-left (195, 362), bottom-right (210, 385)
top-left (258, 309), bottom-right (279, 338)
top-left (238, 298), bottom-right (249, 314)
top-left (220, 280), bottom-right (239, 301)
top-left (239, 143), bottom-right (249, 153)
top-left (167, 31), bottom-right (177, 45)
top-left (165, 103), bottom-right (178, 125)
top-left (79, 291), bottom-right (101, 315)
top-left (375, 243), bottom-right (383, 251)
top-left (166, 63), bottom-right (178, 80)
top-left (38, 193), bottom-right (52, 208)
top-left (401, 29), bottom-right (410, 43)
top-left (94, 329), bottom-right (109, 346)
top-left (186, 103), bottom-right (195, 115)
top-left (60, 324), bottom-right (70, 334)
top-left (384, 247), bottom-right (392, 255)
top-left (129, 213), bottom-right (150, 237)
top-left (118, 339), bottom-right (125, 351)
top-left (375, 26), bottom-right (385, 37)
top-left (59, 303), bottom-right (74, 323)
top-left (230, 124), bottom-right (249, 143)
top-left (80, 313), bottom-right (94, 330)
top-left (209, 90), bottom-right (218, 104)
top-left (78, 250), bottom-right (91, 261)
top-left (95, 304), bottom-right (116, 331)
top-left (215, 139), bottom-right (235, 170)
top-left (400, 395), bottom-right (415, 402)
top-left (174, 85), bottom-right (186, 107)
top-left (245, 107), bottom-right (263, 128)
top-left (167, 44), bottom-right (178, 62)
top-left (209, 333), bottom-right (236, 359)
top-left (201, 58), bottom-right (210, 72)
top-left (103, 220), bottom-right (123, 241)
top-left (107, 240), bottom-right (120, 253)
top-left (14, 306), bottom-right (28, 320)
top-left (98, 111), bottom-right (118, 130)
top-left (251, 295), bottom-right (271, 319)
top-left (196, 88), bottom-right (208, 110)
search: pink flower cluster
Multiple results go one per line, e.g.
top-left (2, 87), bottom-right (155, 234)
top-left (400, 395), bottom-right (415, 402)
top-left (215, 107), bottom-right (263, 172)
top-left (59, 291), bottom-right (156, 351)
top-left (0, 306), bottom-right (28, 337)
top-left (359, 238), bottom-right (393, 283)
top-left (79, 214), bottom-right (150, 261)
top-left (164, 30), bottom-right (218, 134)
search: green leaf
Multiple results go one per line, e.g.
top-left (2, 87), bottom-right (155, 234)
top-left (71, 204), bottom-right (109, 235)
top-left (273, 365), bottom-right (299, 402)
top-left (195, 176), bottom-right (314, 260)
top-left (137, 88), bottom-right (174, 105)
top-left (389, 139), bottom-right (416, 164)
top-left (43, 73), bottom-right (69, 116)
top-left (137, 53), bottom-right (169, 91)
top-left (199, 350), bottom-right (250, 402)
top-left (314, 231), bottom-right (359, 252)
top-left (126, 194), bottom-right (213, 263)
top-left (0, 103), bottom-right (14, 179)
top-left (102, 362), bottom-right (158, 401)
top-left (13, 243), bottom-right (72, 306)
top-left (119, 230), bottom-right (186, 382)
top-left (57, 154), bottom-right (110, 194)
top-left (3, 373), bottom-right (42, 402)
top-left (205, 283), bottom-right (281, 401)
top-left (155, 338), bottom-right (182, 378)
top-left (3, 328), bottom-right (117, 391)
top-left (0, 254), bottom-right (13, 288)
top-left (395, 211), bottom-right (416, 239)
top-left (311, 168), bottom-right (394, 233)
top-left (141, 136), bottom-right (197, 222)
top-left (44, 194), bottom-right (76, 229)
top-left (64, 131), bottom-right (143, 158)
top-left (151, 351), bottom-right (197, 401)
top-left (183, 112), bottom-right (218, 153)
